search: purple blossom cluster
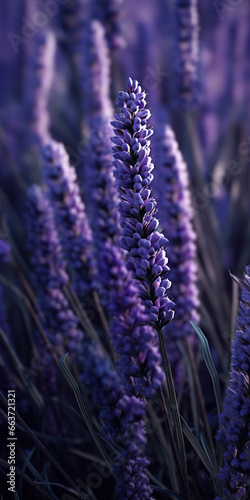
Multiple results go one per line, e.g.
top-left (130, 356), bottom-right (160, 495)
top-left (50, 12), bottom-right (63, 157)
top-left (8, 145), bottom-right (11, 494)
top-left (154, 125), bottom-right (199, 356)
top-left (99, 241), bottom-right (164, 398)
top-left (78, 28), bottom-right (164, 400)
top-left (82, 340), bottom-right (154, 499)
top-left (78, 19), bottom-right (113, 120)
top-left (174, 0), bottom-right (199, 107)
top-left (25, 184), bottom-right (82, 353)
top-left (111, 78), bottom-right (174, 334)
top-left (42, 141), bottom-right (95, 298)
top-left (215, 266), bottom-right (250, 499)
top-left (2, 1), bottom-right (250, 497)
top-left (80, 19), bottom-right (119, 246)
top-left (94, 0), bottom-right (125, 50)
top-left (25, 186), bottom-right (153, 497)
top-left (86, 116), bottom-right (121, 249)
top-left (23, 31), bottom-right (56, 145)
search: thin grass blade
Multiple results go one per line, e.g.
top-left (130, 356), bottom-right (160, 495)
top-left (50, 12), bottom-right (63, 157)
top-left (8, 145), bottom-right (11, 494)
top-left (59, 353), bottom-right (117, 482)
top-left (158, 330), bottom-right (189, 499)
top-left (190, 321), bottom-right (222, 415)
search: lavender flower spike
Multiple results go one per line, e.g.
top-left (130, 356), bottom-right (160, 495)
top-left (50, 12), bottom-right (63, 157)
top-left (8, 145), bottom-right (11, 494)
top-left (111, 78), bottom-right (174, 334)
top-left (93, 0), bottom-right (125, 50)
top-left (25, 185), bottom-right (83, 354)
top-left (23, 31), bottom-right (56, 146)
top-left (154, 125), bottom-right (199, 363)
top-left (215, 266), bottom-right (250, 500)
top-left (26, 187), bottom-right (153, 498)
top-left (78, 19), bottom-right (113, 120)
top-left (174, 0), bottom-right (199, 108)
top-left (80, 19), bottom-right (120, 246)
top-left (42, 141), bottom-right (95, 298)
top-left (99, 242), bottom-right (165, 398)
top-left (80, 29), bottom-right (164, 399)
top-left (82, 341), bottom-right (154, 499)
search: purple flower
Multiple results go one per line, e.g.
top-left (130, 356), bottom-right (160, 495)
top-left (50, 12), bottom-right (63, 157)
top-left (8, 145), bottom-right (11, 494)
top-left (22, 31), bottom-right (56, 146)
top-left (86, 116), bottom-right (121, 250)
top-left (93, 0), bottom-right (125, 50)
top-left (85, 125), bottom-right (164, 398)
top-left (77, 26), bottom-right (163, 399)
top-left (173, 0), bottom-right (199, 108)
top-left (99, 241), bottom-right (165, 398)
top-left (79, 33), bottom-right (163, 399)
top-left (82, 340), bottom-right (154, 499)
top-left (111, 78), bottom-right (174, 334)
top-left (25, 185), bottom-right (152, 497)
top-left (79, 19), bottom-right (120, 247)
top-left (77, 20), bottom-right (113, 119)
top-left (25, 184), bottom-right (83, 354)
top-left (42, 141), bottom-right (95, 298)
top-left (154, 125), bottom-right (199, 363)
top-left (215, 266), bottom-right (250, 499)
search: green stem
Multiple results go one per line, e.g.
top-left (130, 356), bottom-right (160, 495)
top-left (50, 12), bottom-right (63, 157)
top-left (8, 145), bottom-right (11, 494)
top-left (157, 327), bottom-right (190, 500)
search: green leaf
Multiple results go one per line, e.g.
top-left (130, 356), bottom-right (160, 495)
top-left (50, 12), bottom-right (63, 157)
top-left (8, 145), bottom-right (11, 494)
top-left (190, 321), bottom-right (222, 415)
top-left (200, 432), bottom-right (221, 495)
top-left (180, 416), bottom-right (213, 474)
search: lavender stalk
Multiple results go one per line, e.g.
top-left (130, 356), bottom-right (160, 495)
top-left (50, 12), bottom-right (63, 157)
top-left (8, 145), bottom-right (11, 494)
top-left (25, 186), bottom-right (153, 499)
top-left (82, 341), bottom-right (154, 500)
top-left (78, 26), bottom-right (164, 399)
top-left (79, 20), bottom-right (118, 242)
top-left (111, 78), bottom-right (190, 496)
top-left (93, 0), bottom-right (125, 50)
top-left (174, 0), bottom-right (199, 108)
top-left (215, 266), bottom-right (250, 500)
top-left (25, 184), bottom-right (83, 397)
top-left (99, 242), bottom-right (165, 398)
top-left (154, 125), bottom-right (200, 373)
top-left (42, 142), bottom-right (95, 299)
top-left (111, 77), bottom-right (175, 334)
top-left (78, 19), bottom-right (113, 120)
top-left (22, 31), bottom-right (56, 146)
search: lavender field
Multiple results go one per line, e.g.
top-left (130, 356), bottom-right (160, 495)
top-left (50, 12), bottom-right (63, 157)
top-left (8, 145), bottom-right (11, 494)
top-left (0, 0), bottom-right (250, 499)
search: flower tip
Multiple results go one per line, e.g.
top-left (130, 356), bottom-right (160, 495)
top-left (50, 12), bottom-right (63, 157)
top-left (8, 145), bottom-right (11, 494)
top-left (127, 77), bottom-right (133, 89)
top-left (245, 265), bottom-right (250, 277)
top-left (127, 78), bottom-right (140, 93)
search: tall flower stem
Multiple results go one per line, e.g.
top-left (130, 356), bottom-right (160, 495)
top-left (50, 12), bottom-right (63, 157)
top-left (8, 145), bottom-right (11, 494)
top-left (111, 77), bottom-right (189, 498)
top-left (42, 141), bottom-right (95, 300)
top-left (158, 328), bottom-right (189, 500)
top-left (184, 337), bottom-right (217, 468)
top-left (174, 0), bottom-right (200, 108)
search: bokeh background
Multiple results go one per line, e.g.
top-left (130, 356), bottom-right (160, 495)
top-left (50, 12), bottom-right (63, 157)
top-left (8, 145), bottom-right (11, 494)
top-left (0, 0), bottom-right (250, 499)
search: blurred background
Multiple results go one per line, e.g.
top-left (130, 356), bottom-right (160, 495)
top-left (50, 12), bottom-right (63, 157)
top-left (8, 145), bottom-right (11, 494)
top-left (0, 0), bottom-right (250, 498)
